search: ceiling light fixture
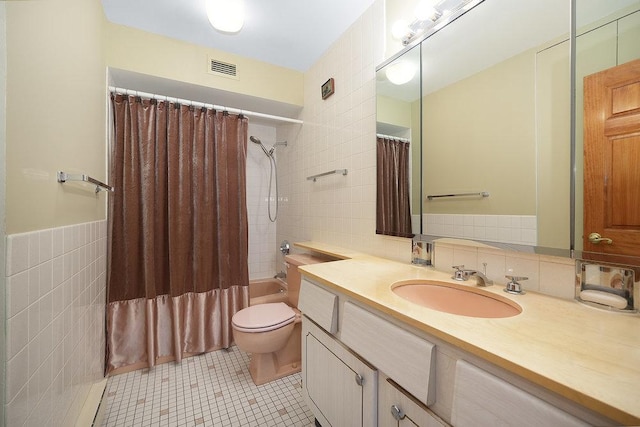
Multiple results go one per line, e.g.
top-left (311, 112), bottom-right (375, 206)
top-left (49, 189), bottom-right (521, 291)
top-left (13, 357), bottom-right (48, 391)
top-left (206, 0), bottom-right (245, 34)
top-left (394, 0), bottom-right (484, 46)
top-left (385, 61), bottom-right (416, 85)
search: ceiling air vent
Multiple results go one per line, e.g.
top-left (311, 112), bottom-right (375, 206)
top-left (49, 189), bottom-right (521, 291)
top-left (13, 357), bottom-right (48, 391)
top-left (208, 58), bottom-right (239, 80)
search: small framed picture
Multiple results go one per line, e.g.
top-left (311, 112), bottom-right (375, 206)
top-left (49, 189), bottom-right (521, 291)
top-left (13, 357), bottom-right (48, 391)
top-left (321, 78), bottom-right (335, 99)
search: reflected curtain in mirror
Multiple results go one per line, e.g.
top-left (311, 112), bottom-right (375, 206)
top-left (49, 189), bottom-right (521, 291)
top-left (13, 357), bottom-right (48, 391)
top-left (106, 94), bottom-right (250, 374)
top-left (376, 136), bottom-right (413, 237)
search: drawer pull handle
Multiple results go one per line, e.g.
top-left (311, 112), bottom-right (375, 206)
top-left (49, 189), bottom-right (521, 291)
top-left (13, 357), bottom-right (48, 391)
top-left (355, 373), bottom-right (364, 386)
top-left (390, 405), bottom-right (406, 421)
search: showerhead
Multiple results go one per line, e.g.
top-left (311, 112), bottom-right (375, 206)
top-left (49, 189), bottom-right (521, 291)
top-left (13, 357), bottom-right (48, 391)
top-left (250, 135), bottom-right (270, 156)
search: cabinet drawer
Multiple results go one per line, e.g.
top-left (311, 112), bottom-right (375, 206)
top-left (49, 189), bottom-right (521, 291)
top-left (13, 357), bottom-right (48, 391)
top-left (379, 378), bottom-right (449, 427)
top-left (341, 302), bottom-right (436, 405)
top-left (298, 279), bottom-right (338, 334)
top-left (452, 360), bottom-right (589, 427)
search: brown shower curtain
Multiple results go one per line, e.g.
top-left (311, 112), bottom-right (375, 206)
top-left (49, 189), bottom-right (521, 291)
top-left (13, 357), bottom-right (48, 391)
top-left (376, 136), bottom-right (413, 238)
top-left (106, 94), bottom-right (250, 374)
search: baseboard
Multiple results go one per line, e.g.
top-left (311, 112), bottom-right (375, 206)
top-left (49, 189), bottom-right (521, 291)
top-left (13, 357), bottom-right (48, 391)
top-left (75, 378), bottom-right (108, 427)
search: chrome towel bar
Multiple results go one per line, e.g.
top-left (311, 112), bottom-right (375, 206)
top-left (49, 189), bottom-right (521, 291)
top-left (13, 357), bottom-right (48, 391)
top-left (426, 191), bottom-right (489, 200)
top-left (307, 169), bottom-right (348, 182)
top-left (57, 171), bottom-right (114, 193)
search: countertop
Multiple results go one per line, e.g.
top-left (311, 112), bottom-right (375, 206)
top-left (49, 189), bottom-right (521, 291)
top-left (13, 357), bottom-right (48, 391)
top-left (295, 241), bottom-right (640, 426)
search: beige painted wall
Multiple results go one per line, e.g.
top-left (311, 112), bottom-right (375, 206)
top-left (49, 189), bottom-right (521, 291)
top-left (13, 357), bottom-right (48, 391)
top-left (423, 50), bottom-right (537, 216)
top-left (105, 22), bottom-right (303, 108)
top-left (6, 0), bottom-right (107, 234)
top-left (377, 95), bottom-right (412, 128)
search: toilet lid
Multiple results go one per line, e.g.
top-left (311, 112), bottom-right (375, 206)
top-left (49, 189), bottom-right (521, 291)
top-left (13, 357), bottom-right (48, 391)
top-left (232, 302), bottom-right (295, 333)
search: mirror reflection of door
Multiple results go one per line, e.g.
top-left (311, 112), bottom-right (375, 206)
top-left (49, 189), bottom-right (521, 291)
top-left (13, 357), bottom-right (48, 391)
top-left (583, 59), bottom-right (640, 257)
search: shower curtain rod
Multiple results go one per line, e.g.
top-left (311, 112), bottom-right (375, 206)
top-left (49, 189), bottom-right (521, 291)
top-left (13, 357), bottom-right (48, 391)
top-left (376, 133), bottom-right (410, 143)
top-left (109, 86), bottom-right (304, 125)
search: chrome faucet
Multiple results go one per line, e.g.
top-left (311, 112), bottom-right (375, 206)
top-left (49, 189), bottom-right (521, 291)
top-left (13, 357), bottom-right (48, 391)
top-left (451, 265), bottom-right (493, 286)
top-left (274, 271), bottom-right (286, 279)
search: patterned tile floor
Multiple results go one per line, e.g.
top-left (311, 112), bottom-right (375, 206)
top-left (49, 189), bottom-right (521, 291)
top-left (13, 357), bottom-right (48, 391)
top-left (100, 346), bottom-right (316, 427)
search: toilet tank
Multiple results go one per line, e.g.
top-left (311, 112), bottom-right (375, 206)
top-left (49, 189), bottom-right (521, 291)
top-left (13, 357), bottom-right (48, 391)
top-left (284, 254), bottom-right (332, 307)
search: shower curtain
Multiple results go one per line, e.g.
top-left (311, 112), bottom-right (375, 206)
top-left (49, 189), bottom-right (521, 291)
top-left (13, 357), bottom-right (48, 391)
top-left (106, 94), bottom-right (250, 374)
top-left (376, 136), bottom-right (412, 238)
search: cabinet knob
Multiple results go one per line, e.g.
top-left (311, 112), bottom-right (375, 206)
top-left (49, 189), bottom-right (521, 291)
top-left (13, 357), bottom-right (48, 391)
top-left (390, 405), bottom-right (406, 421)
top-left (355, 373), bottom-right (364, 386)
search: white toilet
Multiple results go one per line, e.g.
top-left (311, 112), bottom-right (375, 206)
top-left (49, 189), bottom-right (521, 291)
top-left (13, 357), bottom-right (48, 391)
top-left (232, 253), bottom-right (328, 385)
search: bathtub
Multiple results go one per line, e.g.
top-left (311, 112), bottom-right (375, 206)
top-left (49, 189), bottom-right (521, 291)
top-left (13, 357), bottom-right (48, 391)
top-left (249, 278), bottom-right (288, 306)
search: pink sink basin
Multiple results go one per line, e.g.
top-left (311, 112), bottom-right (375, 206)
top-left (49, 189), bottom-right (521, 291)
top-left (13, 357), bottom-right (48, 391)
top-left (391, 280), bottom-right (521, 318)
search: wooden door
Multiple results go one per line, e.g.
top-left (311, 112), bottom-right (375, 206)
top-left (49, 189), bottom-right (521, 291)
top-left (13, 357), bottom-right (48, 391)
top-left (583, 59), bottom-right (640, 257)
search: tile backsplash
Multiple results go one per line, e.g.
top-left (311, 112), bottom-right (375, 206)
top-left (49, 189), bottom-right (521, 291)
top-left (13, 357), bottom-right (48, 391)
top-left (433, 239), bottom-right (575, 299)
top-left (5, 220), bottom-right (107, 426)
top-left (425, 214), bottom-right (537, 246)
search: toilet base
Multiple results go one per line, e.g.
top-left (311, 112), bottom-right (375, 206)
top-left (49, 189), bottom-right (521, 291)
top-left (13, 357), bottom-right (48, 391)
top-left (248, 322), bottom-right (301, 386)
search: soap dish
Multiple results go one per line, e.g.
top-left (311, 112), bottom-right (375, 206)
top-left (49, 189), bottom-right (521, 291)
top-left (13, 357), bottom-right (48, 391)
top-left (576, 261), bottom-right (637, 313)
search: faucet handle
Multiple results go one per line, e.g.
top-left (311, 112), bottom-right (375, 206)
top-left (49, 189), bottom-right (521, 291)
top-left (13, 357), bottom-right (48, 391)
top-left (452, 265), bottom-right (466, 281)
top-left (504, 275), bottom-right (528, 295)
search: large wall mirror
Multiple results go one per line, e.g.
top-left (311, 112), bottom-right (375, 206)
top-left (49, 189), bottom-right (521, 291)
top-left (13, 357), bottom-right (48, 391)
top-left (377, 0), bottom-right (640, 259)
top-left (574, 0), bottom-right (640, 262)
top-left (376, 45), bottom-right (421, 237)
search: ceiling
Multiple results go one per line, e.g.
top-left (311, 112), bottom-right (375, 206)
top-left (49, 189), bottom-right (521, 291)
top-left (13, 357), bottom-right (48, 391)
top-left (101, 0), bottom-right (376, 72)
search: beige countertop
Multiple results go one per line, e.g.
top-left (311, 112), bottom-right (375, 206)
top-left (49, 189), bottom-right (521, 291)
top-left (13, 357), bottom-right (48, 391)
top-left (295, 241), bottom-right (640, 426)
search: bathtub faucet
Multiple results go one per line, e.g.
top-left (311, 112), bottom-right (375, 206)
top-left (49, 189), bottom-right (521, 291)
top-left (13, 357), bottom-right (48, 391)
top-left (274, 271), bottom-right (286, 279)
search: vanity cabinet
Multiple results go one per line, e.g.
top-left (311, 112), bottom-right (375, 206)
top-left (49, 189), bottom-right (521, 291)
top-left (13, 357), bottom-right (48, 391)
top-left (302, 318), bottom-right (377, 426)
top-left (299, 278), bottom-right (615, 427)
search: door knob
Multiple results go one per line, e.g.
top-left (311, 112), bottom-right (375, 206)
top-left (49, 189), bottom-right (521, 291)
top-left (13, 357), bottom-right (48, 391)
top-left (588, 232), bottom-right (613, 245)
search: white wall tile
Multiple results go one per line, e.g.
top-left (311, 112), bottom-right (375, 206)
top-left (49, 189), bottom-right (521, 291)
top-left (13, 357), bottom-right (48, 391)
top-left (6, 233), bottom-right (29, 276)
top-left (28, 232), bottom-right (40, 268)
top-left (426, 214), bottom-right (537, 246)
top-left (7, 271), bottom-right (29, 317)
top-left (7, 347), bottom-right (29, 402)
top-left (540, 258), bottom-right (577, 300)
top-left (7, 309), bottom-right (29, 360)
top-left (5, 221), bottom-right (107, 424)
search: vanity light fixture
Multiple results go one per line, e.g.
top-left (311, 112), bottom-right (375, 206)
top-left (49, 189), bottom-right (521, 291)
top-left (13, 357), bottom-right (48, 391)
top-left (392, 0), bottom-right (483, 46)
top-left (206, 0), bottom-right (244, 34)
top-left (385, 61), bottom-right (416, 85)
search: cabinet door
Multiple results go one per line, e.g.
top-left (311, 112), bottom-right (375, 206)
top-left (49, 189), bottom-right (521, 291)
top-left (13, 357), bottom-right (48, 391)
top-left (452, 360), bottom-right (589, 427)
top-left (379, 377), bottom-right (449, 427)
top-left (303, 318), bottom-right (377, 427)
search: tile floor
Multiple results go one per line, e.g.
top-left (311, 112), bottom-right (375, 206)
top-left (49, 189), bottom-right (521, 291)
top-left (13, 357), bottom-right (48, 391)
top-left (100, 346), bottom-right (316, 426)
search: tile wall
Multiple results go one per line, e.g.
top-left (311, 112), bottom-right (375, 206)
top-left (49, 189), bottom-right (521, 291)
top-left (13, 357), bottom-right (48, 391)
top-left (5, 220), bottom-right (107, 425)
top-left (247, 123), bottom-right (280, 280)
top-left (425, 214), bottom-right (537, 246)
top-left (277, 0), bottom-right (412, 262)
top-left (274, 0), bottom-right (577, 300)
top-left (433, 241), bottom-right (576, 299)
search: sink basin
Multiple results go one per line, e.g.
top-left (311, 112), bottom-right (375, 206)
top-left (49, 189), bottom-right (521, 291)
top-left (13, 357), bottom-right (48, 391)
top-left (391, 280), bottom-right (521, 318)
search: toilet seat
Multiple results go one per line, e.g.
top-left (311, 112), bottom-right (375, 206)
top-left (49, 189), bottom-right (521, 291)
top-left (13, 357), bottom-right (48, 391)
top-left (232, 302), bottom-right (295, 333)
